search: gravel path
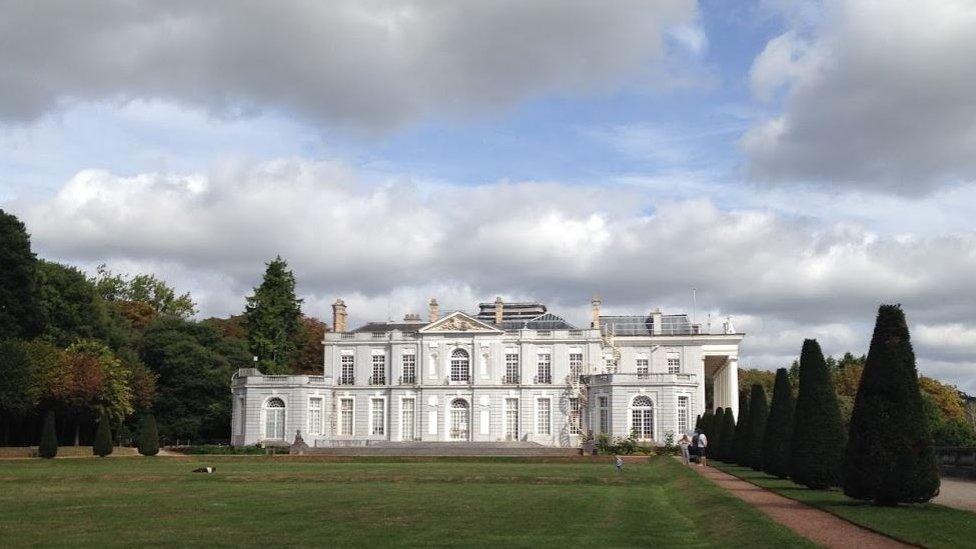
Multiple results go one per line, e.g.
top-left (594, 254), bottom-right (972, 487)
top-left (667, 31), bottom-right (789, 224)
top-left (934, 476), bottom-right (976, 512)
top-left (692, 465), bottom-right (911, 548)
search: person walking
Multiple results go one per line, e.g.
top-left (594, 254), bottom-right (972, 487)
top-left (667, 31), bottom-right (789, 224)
top-left (614, 454), bottom-right (623, 474)
top-left (678, 433), bottom-right (692, 465)
top-left (697, 430), bottom-right (708, 467)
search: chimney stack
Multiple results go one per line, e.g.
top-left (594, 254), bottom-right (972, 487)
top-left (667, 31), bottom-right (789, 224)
top-left (428, 298), bottom-right (440, 323)
top-left (494, 296), bottom-right (504, 325)
top-left (590, 295), bottom-right (601, 329)
top-left (651, 307), bottom-right (663, 335)
top-left (332, 299), bottom-right (348, 333)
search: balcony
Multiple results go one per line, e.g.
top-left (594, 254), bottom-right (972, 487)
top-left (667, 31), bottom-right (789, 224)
top-left (502, 374), bottom-right (520, 385)
top-left (338, 376), bottom-right (356, 386)
top-left (399, 374), bottom-right (417, 385)
top-left (534, 374), bottom-right (552, 385)
top-left (586, 372), bottom-right (697, 385)
top-left (231, 372), bottom-right (330, 388)
top-left (445, 376), bottom-right (473, 386)
top-left (368, 376), bottom-right (387, 386)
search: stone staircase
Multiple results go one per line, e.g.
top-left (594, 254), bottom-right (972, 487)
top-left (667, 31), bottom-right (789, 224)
top-left (301, 441), bottom-right (580, 457)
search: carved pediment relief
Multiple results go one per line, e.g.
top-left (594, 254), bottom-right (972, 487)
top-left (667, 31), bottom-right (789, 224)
top-left (420, 312), bottom-right (503, 334)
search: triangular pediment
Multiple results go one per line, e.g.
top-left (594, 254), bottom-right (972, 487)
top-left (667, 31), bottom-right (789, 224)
top-left (419, 311), bottom-right (504, 334)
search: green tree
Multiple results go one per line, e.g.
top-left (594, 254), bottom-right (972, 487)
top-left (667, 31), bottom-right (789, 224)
top-left (138, 413), bottom-right (160, 456)
top-left (39, 410), bottom-right (58, 458)
top-left (243, 256), bottom-right (303, 374)
top-left (700, 408), bottom-right (715, 442)
top-left (718, 407), bottom-right (735, 461)
top-left (762, 368), bottom-right (795, 478)
top-left (94, 265), bottom-right (196, 320)
top-left (713, 407), bottom-right (726, 456)
top-left (36, 261), bottom-right (114, 347)
top-left (747, 384), bottom-right (769, 470)
top-left (92, 409), bottom-right (113, 457)
top-left (733, 389), bottom-right (751, 465)
top-left (791, 339), bottom-right (846, 489)
top-left (0, 209), bottom-right (44, 340)
top-left (0, 339), bottom-right (41, 443)
top-left (844, 305), bottom-right (939, 504)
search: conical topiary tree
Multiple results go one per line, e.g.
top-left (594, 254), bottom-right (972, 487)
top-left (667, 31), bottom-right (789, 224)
top-left (844, 305), bottom-right (939, 504)
top-left (93, 410), bottom-right (113, 457)
top-left (747, 384), bottom-right (769, 470)
top-left (719, 407), bottom-right (735, 461)
top-left (791, 339), bottom-right (846, 489)
top-left (713, 407), bottom-right (726, 453)
top-left (138, 413), bottom-right (159, 457)
top-left (733, 389), bottom-right (751, 465)
top-left (762, 368), bottom-right (795, 478)
top-left (700, 409), bottom-right (714, 438)
top-left (39, 410), bottom-right (58, 459)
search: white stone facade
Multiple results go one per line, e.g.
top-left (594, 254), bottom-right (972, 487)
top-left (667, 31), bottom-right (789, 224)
top-left (231, 300), bottom-right (743, 448)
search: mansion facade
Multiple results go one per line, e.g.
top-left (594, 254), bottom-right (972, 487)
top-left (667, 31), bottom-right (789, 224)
top-left (230, 297), bottom-right (743, 448)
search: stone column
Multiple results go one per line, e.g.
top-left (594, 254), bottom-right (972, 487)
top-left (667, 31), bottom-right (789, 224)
top-left (727, 357), bottom-right (739, 420)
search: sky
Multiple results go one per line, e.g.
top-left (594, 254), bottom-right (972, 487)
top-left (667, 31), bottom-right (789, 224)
top-left (1, 0), bottom-right (975, 391)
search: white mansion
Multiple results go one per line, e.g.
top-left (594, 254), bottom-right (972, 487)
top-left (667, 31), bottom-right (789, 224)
top-left (230, 298), bottom-right (743, 448)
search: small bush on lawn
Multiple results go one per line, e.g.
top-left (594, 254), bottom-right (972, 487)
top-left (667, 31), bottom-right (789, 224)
top-left (138, 414), bottom-right (159, 456)
top-left (93, 410), bottom-right (113, 457)
top-left (39, 410), bottom-right (58, 459)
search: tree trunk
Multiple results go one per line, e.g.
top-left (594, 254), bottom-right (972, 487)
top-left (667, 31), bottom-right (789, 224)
top-left (74, 419), bottom-right (81, 446)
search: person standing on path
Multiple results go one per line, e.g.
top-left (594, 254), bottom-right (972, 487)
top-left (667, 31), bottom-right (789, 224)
top-left (614, 455), bottom-right (623, 473)
top-left (678, 433), bottom-right (692, 465)
top-left (697, 430), bottom-right (708, 467)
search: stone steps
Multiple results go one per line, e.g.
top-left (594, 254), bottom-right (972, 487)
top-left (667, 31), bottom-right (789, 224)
top-left (301, 441), bottom-right (580, 457)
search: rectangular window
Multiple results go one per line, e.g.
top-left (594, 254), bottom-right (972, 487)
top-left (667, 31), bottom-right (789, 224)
top-left (536, 354), bottom-right (551, 384)
top-left (505, 398), bottom-right (519, 440)
top-left (401, 398), bottom-right (415, 440)
top-left (569, 353), bottom-right (583, 382)
top-left (237, 397), bottom-right (245, 435)
top-left (505, 353), bottom-right (519, 384)
top-left (401, 354), bottom-right (416, 384)
top-left (371, 398), bottom-right (385, 436)
top-left (599, 396), bottom-right (610, 434)
top-left (371, 354), bottom-right (386, 385)
top-left (677, 395), bottom-right (689, 434)
top-left (339, 398), bottom-right (354, 436)
top-left (308, 397), bottom-right (323, 436)
top-left (340, 355), bottom-right (355, 385)
top-left (667, 353), bottom-right (681, 374)
top-left (636, 358), bottom-right (649, 379)
top-left (536, 398), bottom-right (551, 435)
top-left (569, 397), bottom-right (581, 435)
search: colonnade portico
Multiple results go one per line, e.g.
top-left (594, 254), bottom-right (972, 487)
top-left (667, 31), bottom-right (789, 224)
top-left (703, 347), bottom-right (739, 421)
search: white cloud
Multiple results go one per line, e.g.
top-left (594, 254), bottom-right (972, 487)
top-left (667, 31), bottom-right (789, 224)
top-left (0, 0), bottom-right (698, 132)
top-left (742, 0), bottom-right (976, 195)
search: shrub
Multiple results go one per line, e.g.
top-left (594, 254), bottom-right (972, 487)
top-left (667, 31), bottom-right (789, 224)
top-left (791, 339), bottom-right (846, 489)
top-left (93, 410), bottom-right (113, 457)
top-left (844, 305), bottom-right (939, 504)
top-left (719, 407), bottom-right (735, 461)
top-left (39, 410), bottom-right (58, 459)
top-left (733, 389), bottom-right (751, 465)
top-left (762, 368), bottom-right (795, 478)
top-left (712, 407), bottom-right (726, 451)
top-left (138, 414), bottom-right (160, 456)
top-left (747, 384), bottom-right (769, 470)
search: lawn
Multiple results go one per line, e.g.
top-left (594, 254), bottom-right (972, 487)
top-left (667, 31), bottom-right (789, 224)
top-left (0, 455), bottom-right (811, 548)
top-left (712, 461), bottom-right (976, 549)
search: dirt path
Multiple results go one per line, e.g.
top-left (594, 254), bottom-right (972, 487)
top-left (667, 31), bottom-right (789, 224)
top-left (692, 464), bottom-right (911, 548)
top-left (934, 476), bottom-right (976, 513)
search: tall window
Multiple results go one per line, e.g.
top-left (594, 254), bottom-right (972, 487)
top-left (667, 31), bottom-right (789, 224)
top-left (370, 398), bottom-right (385, 436)
top-left (450, 349), bottom-right (470, 382)
top-left (339, 398), bottom-right (354, 436)
top-left (569, 353), bottom-right (583, 382)
top-left (636, 358), bottom-right (649, 379)
top-left (401, 398), bottom-right (415, 440)
top-left (536, 353), bottom-right (551, 384)
top-left (505, 398), bottom-right (519, 440)
top-left (264, 398), bottom-right (285, 440)
top-left (677, 395), bottom-right (689, 434)
top-left (371, 354), bottom-right (386, 385)
top-left (536, 399), bottom-right (551, 435)
top-left (569, 397), bottom-right (581, 434)
top-left (237, 397), bottom-right (245, 435)
top-left (308, 397), bottom-right (323, 436)
top-left (401, 353), bottom-right (416, 384)
top-left (599, 396), bottom-right (609, 434)
top-left (631, 396), bottom-right (654, 440)
top-left (505, 353), bottom-right (519, 384)
top-left (450, 399), bottom-right (469, 440)
top-left (340, 355), bottom-right (355, 385)
top-left (667, 353), bottom-right (681, 374)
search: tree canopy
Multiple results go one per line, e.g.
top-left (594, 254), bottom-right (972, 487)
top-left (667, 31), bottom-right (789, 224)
top-left (0, 209), bottom-right (44, 340)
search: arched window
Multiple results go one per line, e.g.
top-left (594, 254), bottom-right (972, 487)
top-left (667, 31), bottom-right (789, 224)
top-left (631, 396), bottom-right (654, 440)
top-left (450, 399), bottom-right (469, 440)
top-left (450, 349), bottom-right (470, 382)
top-left (265, 397), bottom-right (286, 440)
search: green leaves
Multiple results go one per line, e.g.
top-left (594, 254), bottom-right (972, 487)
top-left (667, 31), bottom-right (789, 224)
top-left (243, 256), bottom-right (303, 375)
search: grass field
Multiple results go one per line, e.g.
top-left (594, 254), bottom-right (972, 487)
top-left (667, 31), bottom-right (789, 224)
top-left (712, 462), bottom-right (976, 549)
top-left (0, 455), bottom-right (811, 547)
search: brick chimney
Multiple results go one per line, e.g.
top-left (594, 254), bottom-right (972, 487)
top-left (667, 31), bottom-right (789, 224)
top-left (428, 298), bottom-right (440, 323)
top-left (590, 295), bottom-right (601, 329)
top-left (331, 299), bottom-right (347, 333)
top-left (494, 296), bottom-right (504, 325)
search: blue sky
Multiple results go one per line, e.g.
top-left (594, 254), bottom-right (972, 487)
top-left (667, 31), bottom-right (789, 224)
top-left (2, 0), bottom-right (975, 390)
